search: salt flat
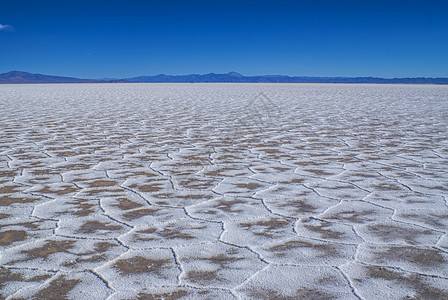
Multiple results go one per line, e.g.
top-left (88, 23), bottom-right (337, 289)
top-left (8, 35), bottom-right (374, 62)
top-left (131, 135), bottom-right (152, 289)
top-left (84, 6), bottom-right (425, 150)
top-left (0, 83), bottom-right (447, 299)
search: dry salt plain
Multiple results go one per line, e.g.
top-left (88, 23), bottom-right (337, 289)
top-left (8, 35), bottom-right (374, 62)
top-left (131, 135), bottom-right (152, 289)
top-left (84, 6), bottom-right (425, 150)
top-left (0, 83), bottom-right (447, 300)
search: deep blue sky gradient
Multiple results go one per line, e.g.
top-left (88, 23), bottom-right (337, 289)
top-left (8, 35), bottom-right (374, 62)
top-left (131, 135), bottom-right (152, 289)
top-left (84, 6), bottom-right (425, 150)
top-left (1, 0), bottom-right (447, 78)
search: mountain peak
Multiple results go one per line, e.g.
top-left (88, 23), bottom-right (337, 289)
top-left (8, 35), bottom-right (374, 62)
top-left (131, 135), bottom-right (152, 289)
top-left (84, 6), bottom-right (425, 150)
top-left (227, 71), bottom-right (244, 77)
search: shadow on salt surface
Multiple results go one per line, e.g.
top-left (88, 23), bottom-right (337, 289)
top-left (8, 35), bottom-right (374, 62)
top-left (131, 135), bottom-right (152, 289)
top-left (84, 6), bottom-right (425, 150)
top-left (230, 91), bottom-right (282, 137)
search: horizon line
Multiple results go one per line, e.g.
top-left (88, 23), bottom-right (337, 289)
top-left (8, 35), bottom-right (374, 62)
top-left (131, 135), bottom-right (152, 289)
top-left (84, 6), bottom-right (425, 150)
top-left (2, 70), bottom-right (448, 80)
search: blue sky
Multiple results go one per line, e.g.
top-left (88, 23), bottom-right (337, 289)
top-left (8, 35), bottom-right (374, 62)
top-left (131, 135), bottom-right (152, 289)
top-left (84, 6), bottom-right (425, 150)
top-left (1, 0), bottom-right (447, 78)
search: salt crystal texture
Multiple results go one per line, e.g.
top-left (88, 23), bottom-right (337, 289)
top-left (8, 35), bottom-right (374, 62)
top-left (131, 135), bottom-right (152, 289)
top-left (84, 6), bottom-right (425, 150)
top-left (1, 83), bottom-right (447, 298)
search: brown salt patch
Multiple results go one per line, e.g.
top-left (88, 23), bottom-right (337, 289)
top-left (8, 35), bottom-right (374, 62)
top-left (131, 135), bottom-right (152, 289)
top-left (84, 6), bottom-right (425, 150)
top-left (175, 160), bottom-right (205, 167)
top-left (0, 213), bottom-right (10, 220)
top-left (302, 221), bottom-right (344, 239)
top-left (112, 198), bottom-right (144, 211)
top-left (0, 230), bottom-right (27, 246)
top-left (178, 155), bottom-right (210, 164)
top-left (0, 185), bottom-right (23, 194)
top-left (373, 182), bottom-right (403, 191)
top-left (302, 169), bottom-right (337, 176)
top-left (77, 220), bottom-right (123, 234)
top-left (0, 170), bottom-right (18, 179)
top-left (247, 287), bottom-right (333, 300)
top-left (177, 177), bottom-right (220, 190)
top-left (113, 256), bottom-right (171, 276)
top-left (37, 185), bottom-right (79, 196)
top-left (239, 218), bottom-right (291, 238)
top-left (365, 266), bottom-right (446, 299)
top-left (334, 157), bottom-right (360, 164)
top-left (17, 240), bottom-right (75, 262)
top-left (272, 166), bottom-right (292, 172)
top-left (179, 193), bottom-right (213, 200)
top-left (84, 188), bottom-right (124, 196)
top-left (10, 153), bottom-right (44, 161)
top-left (0, 268), bottom-right (22, 289)
top-left (65, 199), bottom-right (97, 217)
top-left (323, 209), bottom-right (376, 224)
top-left (137, 183), bottom-right (165, 193)
top-left (137, 290), bottom-right (189, 300)
top-left (77, 241), bottom-right (118, 256)
top-left (235, 182), bottom-right (263, 190)
top-left (32, 276), bottom-right (81, 299)
top-left (0, 268), bottom-right (50, 292)
top-left (62, 254), bottom-right (109, 267)
top-left (122, 207), bottom-right (161, 221)
top-left (152, 192), bottom-right (213, 203)
top-left (279, 178), bottom-right (305, 184)
top-left (278, 199), bottom-right (318, 214)
top-left (30, 168), bottom-right (61, 176)
top-left (131, 170), bottom-right (159, 177)
top-left (94, 241), bottom-right (117, 252)
top-left (52, 150), bottom-right (78, 157)
top-left (206, 253), bottom-right (244, 268)
top-left (11, 221), bottom-right (42, 230)
top-left (186, 270), bottom-right (220, 284)
top-left (203, 167), bottom-right (240, 177)
top-left (365, 223), bottom-right (433, 245)
top-left (0, 196), bottom-right (43, 206)
top-left (137, 224), bottom-right (197, 241)
top-left (398, 212), bottom-right (448, 229)
top-left (269, 240), bottom-right (337, 258)
top-left (214, 198), bottom-right (246, 213)
top-left (377, 246), bottom-right (445, 268)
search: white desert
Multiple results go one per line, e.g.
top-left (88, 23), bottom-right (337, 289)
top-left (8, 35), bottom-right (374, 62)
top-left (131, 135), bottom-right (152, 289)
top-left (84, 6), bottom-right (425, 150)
top-left (1, 83), bottom-right (447, 299)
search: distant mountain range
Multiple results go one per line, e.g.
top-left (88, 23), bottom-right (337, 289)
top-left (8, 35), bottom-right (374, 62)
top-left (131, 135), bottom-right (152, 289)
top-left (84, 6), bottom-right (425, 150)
top-left (1, 71), bottom-right (447, 84)
top-left (0, 71), bottom-right (127, 84)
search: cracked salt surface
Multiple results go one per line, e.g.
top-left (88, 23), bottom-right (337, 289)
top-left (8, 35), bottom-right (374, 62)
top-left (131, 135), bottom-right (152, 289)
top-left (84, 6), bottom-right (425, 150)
top-left (1, 83), bottom-right (447, 299)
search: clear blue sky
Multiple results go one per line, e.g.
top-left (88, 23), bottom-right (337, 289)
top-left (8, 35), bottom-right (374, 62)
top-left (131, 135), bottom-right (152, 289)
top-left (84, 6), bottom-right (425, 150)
top-left (1, 0), bottom-right (447, 78)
